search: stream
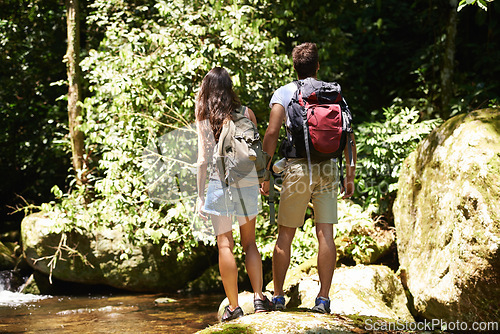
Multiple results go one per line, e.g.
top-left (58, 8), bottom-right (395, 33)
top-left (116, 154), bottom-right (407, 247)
top-left (0, 286), bottom-right (222, 333)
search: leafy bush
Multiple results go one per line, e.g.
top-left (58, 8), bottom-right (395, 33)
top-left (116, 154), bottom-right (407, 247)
top-left (43, 0), bottom-right (292, 259)
top-left (355, 102), bottom-right (442, 216)
top-left (0, 1), bottom-right (69, 227)
top-left (250, 196), bottom-right (382, 269)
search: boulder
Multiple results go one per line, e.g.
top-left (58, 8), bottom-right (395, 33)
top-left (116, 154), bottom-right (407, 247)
top-left (185, 263), bottom-right (224, 293)
top-left (21, 212), bottom-right (213, 292)
top-left (200, 309), bottom-right (406, 334)
top-left (393, 108), bottom-right (500, 322)
top-left (266, 256), bottom-right (318, 308)
top-left (199, 311), bottom-right (358, 334)
top-left (266, 260), bottom-right (413, 322)
top-left (298, 265), bottom-right (414, 322)
top-left (0, 241), bottom-right (16, 270)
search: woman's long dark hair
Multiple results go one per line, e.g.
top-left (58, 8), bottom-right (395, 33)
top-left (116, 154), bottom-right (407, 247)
top-left (195, 67), bottom-right (240, 141)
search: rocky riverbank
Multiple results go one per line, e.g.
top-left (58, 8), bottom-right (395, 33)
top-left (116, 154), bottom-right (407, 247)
top-left (11, 108), bottom-right (500, 330)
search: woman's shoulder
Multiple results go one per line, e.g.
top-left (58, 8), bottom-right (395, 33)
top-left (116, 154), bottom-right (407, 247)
top-left (239, 105), bottom-right (257, 125)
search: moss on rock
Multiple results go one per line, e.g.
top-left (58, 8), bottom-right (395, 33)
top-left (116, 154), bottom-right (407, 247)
top-left (199, 311), bottom-right (366, 334)
top-left (394, 108), bottom-right (500, 322)
top-left (20, 212), bottom-right (214, 292)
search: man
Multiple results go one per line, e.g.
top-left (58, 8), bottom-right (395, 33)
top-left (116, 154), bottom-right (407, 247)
top-left (260, 42), bottom-right (357, 314)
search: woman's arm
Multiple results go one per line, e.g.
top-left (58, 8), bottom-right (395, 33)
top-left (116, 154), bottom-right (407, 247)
top-left (196, 119), bottom-right (212, 219)
top-left (196, 120), bottom-right (211, 197)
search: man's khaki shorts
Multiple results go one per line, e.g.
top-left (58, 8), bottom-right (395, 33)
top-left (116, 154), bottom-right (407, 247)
top-left (277, 158), bottom-right (339, 228)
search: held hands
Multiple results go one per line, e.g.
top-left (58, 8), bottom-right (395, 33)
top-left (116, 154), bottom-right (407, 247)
top-left (259, 180), bottom-right (270, 196)
top-left (261, 179), bottom-right (353, 198)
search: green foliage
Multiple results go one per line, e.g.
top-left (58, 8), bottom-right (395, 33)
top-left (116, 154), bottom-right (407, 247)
top-left (262, 0), bottom-right (350, 81)
top-left (488, 99), bottom-right (499, 108)
top-left (0, 0), bottom-right (69, 227)
top-left (355, 102), bottom-right (442, 215)
top-left (335, 200), bottom-right (379, 264)
top-left (346, 234), bottom-right (375, 261)
top-left (250, 198), bottom-right (383, 268)
top-left (43, 0), bottom-right (291, 257)
top-left (458, 0), bottom-right (494, 11)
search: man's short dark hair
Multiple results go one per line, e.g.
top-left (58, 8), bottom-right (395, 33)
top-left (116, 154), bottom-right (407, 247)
top-left (292, 42), bottom-right (319, 79)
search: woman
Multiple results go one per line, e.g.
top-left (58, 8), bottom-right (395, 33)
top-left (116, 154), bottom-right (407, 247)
top-left (195, 67), bottom-right (272, 322)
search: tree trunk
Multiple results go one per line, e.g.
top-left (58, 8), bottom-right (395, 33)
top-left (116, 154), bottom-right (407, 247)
top-left (440, 0), bottom-right (458, 119)
top-left (65, 0), bottom-right (84, 182)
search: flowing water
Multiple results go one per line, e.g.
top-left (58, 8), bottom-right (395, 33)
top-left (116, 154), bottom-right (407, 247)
top-left (0, 280), bottom-right (222, 333)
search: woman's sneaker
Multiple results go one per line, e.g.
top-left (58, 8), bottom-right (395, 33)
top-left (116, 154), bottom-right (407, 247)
top-left (272, 295), bottom-right (286, 310)
top-left (221, 305), bottom-right (244, 322)
top-left (254, 296), bottom-right (273, 313)
top-left (312, 297), bottom-right (331, 314)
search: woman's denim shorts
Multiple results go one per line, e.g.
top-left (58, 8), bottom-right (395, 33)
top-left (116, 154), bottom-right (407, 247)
top-left (203, 179), bottom-right (259, 217)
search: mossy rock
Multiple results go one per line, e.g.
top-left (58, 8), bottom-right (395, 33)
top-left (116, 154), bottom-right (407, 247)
top-left (197, 310), bottom-right (407, 334)
top-left (21, 212), bottom-right (214, 292)
top-left (298, 265), bottom-right (414, 322)
top-left (198, 311), bottom-right (360, 334)
top-left (0, 241), bottom-right (16, 270)
top-left (394, 108), bottom-right (500, 322)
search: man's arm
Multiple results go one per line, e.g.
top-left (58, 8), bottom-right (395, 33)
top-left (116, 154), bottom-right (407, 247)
top-left (260, 103), bottom-right (286, 195)
top-left (342, 133), bottom-right (357, 199)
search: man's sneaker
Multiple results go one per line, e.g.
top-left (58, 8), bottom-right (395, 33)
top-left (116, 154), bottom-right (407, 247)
top-left (312, 297), bottom-right (331, 314)
top-left (254, 296), bottom-right (273, 313)
top-left (272, 295), bottom-right (286, 310)
top-left (221, 305), bottom-right (244, 322)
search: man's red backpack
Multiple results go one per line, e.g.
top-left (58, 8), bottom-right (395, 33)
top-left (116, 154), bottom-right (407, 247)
top-left (279, 77), bottom-right (354, 185)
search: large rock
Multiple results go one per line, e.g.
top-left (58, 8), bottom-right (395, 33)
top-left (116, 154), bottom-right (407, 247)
top-left (266, 260), bottom-right (413, 322)
top-left (0, 241), bottom-right (16, 270)
top-left (21, 212), bottom-right (213, 292)
top-left (198, 311), bottom-right (371, 334)
top-left (298, 265), bottom-right (414, 322)
top-left (393, 108), bottom-right (500, 322)
top-left (198, 311), bottom-right (357, 334)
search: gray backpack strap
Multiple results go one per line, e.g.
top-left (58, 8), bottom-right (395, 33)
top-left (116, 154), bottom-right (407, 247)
top-left (231, 105), bottom-right (247, 121)
top-left (218, 120), bottom-right (234, 157)
top-left (216, 120), bottom-right (235, 188)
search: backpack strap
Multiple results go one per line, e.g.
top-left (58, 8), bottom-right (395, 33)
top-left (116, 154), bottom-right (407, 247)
top-left (295, 80), bottom-right (313, 185)
top-left (217, 120), bottom-right (234, 157)
top-left (232, 105), bottom-right (247, 120)
top-left (347, 134), bottom-right (355, 167)
top-left (302, 116), bottom-right (313, 186)
top-left (216, 120), bottom-right (236, 188)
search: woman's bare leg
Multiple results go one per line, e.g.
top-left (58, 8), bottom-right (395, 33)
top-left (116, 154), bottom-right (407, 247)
top-left (213, 215), bottom-right (239, 309)
top-left (238, 215), bottom-right (265, 300)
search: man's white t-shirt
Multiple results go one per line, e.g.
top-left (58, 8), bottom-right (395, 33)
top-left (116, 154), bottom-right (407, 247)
top-left (269, 81), bottom-right (302, 128)
top-left (269, 82), bottom-right (297, 110)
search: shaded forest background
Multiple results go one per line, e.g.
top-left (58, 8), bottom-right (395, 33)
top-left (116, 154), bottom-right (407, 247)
top-left (1, 0), bottom-right (499, 256)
